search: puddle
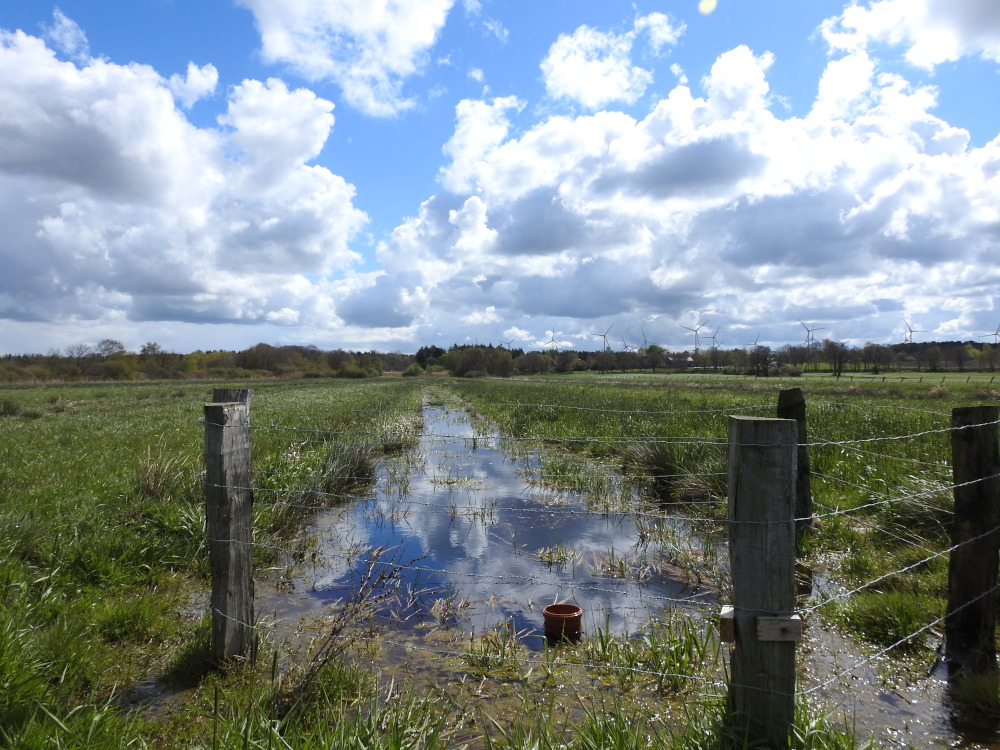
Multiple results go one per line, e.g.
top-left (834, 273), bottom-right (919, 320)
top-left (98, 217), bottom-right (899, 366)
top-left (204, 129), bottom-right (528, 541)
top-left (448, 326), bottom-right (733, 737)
top-left (257, 403), bottom-right (714, 648)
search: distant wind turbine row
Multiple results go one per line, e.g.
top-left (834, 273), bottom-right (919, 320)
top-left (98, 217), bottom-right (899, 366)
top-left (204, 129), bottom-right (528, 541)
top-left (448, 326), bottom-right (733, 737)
top-left (489, 317), bottom-right (1000, 354)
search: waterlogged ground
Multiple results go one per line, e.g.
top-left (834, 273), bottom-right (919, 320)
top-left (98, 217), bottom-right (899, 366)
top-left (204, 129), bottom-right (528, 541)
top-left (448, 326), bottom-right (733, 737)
top-left (255, 399), bottom-right (998, 749)
top-left (257, 401), bottom-right (716, 645)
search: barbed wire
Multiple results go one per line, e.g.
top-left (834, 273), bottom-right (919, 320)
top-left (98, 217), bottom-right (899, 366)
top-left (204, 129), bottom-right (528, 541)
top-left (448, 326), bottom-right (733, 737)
top-left (205, 416), bottom-right (998, 451)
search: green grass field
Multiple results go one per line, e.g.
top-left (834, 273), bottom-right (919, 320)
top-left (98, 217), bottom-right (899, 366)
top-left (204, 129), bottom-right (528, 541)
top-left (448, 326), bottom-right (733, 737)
top-left (1, 373), bottom-right (990, 748)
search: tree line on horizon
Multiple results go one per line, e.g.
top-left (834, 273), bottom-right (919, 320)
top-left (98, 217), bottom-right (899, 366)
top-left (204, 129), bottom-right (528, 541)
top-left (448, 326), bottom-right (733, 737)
top-left (1, 336), bottom-right (997, 384)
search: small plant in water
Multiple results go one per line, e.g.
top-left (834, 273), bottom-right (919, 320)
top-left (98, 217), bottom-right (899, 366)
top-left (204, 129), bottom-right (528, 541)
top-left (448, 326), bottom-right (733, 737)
top-left (461, 621), bottom-right (527, 679)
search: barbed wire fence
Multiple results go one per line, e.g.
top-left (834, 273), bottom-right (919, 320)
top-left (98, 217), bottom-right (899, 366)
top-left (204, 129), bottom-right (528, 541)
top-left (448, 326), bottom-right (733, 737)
top-left (201, 384), bottom-right (1000, 747)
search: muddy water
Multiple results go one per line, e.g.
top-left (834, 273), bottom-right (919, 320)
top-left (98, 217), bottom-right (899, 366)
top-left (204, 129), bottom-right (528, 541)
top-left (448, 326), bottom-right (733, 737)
top-left (256, 402), bottom-right (998, 749)
top-left (258, 404), bottom-right (714, 646)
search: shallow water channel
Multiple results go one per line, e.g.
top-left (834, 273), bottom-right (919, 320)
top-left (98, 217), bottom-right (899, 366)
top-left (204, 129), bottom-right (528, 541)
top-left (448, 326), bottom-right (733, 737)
top-left (259, 402), bottom-right (714, 646)
top-left (256, 401), bottom-right (998, 749)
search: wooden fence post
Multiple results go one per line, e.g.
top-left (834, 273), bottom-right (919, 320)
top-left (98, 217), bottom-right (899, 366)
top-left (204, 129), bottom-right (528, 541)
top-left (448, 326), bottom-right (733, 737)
top-left (777, 388), bottom-right (813, 539)
top-left (213, 388), bottom-right (253, 406)
top-left (946, 405), bottom-right (1000, 675)
top-left (204, 399), bottom-right (254, 663)
top-left (728, 416), bottom-right (799, 749)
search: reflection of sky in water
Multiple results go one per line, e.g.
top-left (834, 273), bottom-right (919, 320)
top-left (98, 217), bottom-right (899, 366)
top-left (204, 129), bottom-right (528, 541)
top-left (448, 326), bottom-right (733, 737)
top-left (258, 406), bottom-right (713, 645)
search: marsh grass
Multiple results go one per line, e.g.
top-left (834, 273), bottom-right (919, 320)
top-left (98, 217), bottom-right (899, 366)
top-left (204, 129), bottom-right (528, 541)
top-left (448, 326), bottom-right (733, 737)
top-left (625, 440), bottom-right (726, 504)
top-left (836, 589), bottom-right (940, 653)
top-left (461, 621), bottom-right (527, 680)
top-left (579, 614), bottom-right (721, 694)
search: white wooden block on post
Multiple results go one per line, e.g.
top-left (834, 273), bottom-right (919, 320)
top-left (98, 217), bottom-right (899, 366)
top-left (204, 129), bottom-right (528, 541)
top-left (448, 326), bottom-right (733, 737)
top-left (756, 615), bottom-right (802, 642)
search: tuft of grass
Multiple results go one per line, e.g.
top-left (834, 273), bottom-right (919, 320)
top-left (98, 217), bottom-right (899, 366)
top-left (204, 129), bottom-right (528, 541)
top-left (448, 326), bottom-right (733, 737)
top-left (136, 447), bottom-right (196, 502)
top-left (581, 615), bottom-right (720, 694)
top-left (95, 595), bottom-right (162, 644)
top-left (0, 398), bottom-right (22, 416)
top-left (461, 622), bottom-right (527, 680)
top-left (947, 672), bottom-right (1000, 732)
top-left (625, 440), bottom-right (726, 504)
top-left (837, 589), bottom-right (939, 653)
top-left (310, 438), bottom-right (380, 496)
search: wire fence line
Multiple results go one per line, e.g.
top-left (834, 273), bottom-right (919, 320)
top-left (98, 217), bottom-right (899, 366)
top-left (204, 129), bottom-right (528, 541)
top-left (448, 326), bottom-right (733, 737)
top-left (230, 421), bottom-right (971, 450)
top-left (201, 389), bottom-right (1000, 745)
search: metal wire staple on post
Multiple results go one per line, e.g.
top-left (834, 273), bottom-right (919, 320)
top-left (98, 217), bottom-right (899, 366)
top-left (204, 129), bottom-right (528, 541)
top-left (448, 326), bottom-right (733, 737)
top-left (203, 392), bottom-right (254, 664)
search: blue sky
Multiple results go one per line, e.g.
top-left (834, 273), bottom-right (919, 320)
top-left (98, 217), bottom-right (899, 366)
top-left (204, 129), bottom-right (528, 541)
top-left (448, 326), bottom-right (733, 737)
top-left (1, 0), bottom-right (999, 355)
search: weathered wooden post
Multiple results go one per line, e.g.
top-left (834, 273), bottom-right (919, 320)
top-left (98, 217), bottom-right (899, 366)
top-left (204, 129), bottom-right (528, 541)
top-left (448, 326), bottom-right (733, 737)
top-left (728, 416), bottom-right (799, 749)
top-left (946, 405), bottom-right (1000, 675)
top-left (204, 399), bottom-right (254, 663)
top-left (777, 388), bottom-right (813, 539)
top-left (213, 387), bottom-right (253, 406)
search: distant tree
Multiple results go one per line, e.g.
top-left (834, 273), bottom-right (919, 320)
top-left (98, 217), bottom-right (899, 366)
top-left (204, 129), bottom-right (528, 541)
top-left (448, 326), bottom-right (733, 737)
top-left (104, 358), bottom-right (134, 380)
top-left (752, 344), bottom-right (771, 377)
top-left (981, 343), bottom-right (997, 372)
top-left (381, 352), bottom-right (416, 372)
top-left (925, 345), bottom-right (943, 372)
top-left (644, 344), bottom-right (666, 372)
top-left (415, 345), bottom-right (446, 368)
top-left (489, 348), bottom-right (514, 377)
top-left (554, 350), bottom-right (578, 374)
top-left (96, 339), bottom-right (126, 358)
top-left (860, 342), bottom-right (889, 373)
top-left (592, 350), bottom-right (615, 373)
top-left (951, 344), bottom-right (968, 373)
top-left (822, 339), bottom-right (849, 377)
top-left (357, 352), bottom-right (384, 375)
top-left (237, 343), bottom-right (275, 371)
top-left (516, 351), bottom-right (550, 375)
top-left (66, 343), bottom-right (93, 362)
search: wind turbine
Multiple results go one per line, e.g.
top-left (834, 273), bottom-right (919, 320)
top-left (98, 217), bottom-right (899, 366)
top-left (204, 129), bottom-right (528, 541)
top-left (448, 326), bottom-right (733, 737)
top-left (546, 330), bottom-right (561, 351)
top-left (501, 336), bottom-right (518, 350)
top-left (591, 324), bottom-right (613, 351)
top-left (903, 320), bottom-right (925, 344)
top-left (799, 320), bottom-right (823, 351)
top-left (620, 336), bottom-right (636, 353)
top-left (984, 323), bottom-right (1000, 345)
top-left (705, 325), bottom-right (721, 352)
top-left (682, 321), bottom-right (708, 354)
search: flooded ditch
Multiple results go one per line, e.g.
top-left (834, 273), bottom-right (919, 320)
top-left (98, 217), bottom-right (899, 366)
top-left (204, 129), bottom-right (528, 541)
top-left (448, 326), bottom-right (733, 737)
top-left (254, 399), bottom-right (996, 749)
top-left (258, 401), bottom-right (716, 646)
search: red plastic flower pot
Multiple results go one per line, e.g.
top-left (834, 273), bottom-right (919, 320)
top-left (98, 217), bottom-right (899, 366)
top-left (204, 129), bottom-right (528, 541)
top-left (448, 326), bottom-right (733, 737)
top-left (542, 603), bottom-right (583, 639)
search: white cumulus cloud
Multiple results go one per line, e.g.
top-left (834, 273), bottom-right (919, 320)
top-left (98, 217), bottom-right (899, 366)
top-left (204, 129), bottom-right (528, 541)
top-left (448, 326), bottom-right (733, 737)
top-left (541, 25), bottom-right (652, 110)
top-left (0, 23), bottom-right (367, 333)
top-left (169, 62), bottom-right (219, 108)
top-left (349, 36), bottom-right (1000, 350)
top-left (821, 0), bottom-right (1000, 68)
top-left (236, 0), bottom-right (455, 116)
top-left (541, 14), bottom-right (684, 110)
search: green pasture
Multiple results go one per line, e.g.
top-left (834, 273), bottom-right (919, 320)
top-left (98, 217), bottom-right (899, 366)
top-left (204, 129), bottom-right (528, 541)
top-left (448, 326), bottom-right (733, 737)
top-left (2, 374), bottom-right (991, 747)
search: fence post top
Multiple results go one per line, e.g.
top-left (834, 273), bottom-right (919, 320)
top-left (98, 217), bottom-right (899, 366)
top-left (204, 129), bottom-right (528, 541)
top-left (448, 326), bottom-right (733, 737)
top-left (728, 415), bottom-right (797, 425)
